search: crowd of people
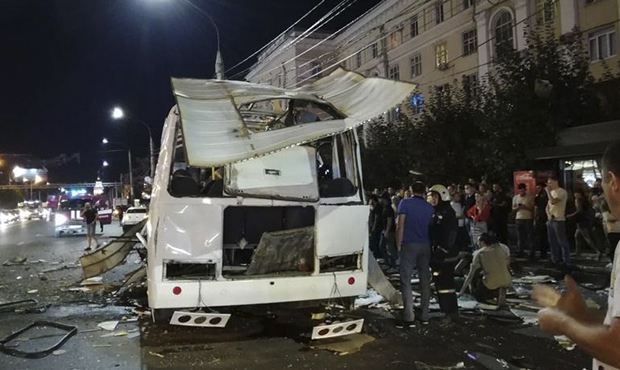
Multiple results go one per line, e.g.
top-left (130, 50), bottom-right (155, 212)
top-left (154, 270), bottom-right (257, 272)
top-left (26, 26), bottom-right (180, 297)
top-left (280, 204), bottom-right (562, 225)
top-left (367, 140), bottom-right (620, 368)
top-left (368, 175), bottom-right (619, 272)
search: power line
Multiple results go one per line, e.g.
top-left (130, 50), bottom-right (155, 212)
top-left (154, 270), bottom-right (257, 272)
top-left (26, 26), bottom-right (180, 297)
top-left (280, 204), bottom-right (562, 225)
top-left (230, 0), bottom-right (356, 80)
top-left (236, 0), bottom-right (382, 83)
top-left (224, 0), bottom-right (327, 75)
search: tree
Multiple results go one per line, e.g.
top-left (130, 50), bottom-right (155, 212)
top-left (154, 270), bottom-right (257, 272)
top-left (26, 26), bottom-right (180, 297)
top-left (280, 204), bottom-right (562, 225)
top-left (363, 24), bottom-right (605, 187)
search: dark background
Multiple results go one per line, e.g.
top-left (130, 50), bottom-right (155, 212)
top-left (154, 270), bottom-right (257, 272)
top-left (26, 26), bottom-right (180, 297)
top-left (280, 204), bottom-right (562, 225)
top-left (0, 0), bottom-right (381, 182)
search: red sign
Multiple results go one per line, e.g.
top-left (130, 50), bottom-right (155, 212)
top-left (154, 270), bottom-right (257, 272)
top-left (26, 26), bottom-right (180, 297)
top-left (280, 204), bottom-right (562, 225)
top-left (513, 171), bottom-right (536, 195)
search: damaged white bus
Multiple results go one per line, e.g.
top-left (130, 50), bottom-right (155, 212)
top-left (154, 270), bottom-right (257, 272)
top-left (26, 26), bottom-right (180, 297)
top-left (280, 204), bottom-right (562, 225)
top-left (146, 68), bottom-right (415, 337)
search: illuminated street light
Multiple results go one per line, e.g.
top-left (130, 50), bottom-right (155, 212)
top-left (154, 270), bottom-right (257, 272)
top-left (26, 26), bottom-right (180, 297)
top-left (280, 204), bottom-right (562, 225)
top-left (102, 160), bottom-right (109, 167)
top-left (102, 137), bottom-right (109, 144)
top-left (111, 106), bottom-right (125, 120)
top-left (109, 106), bottom-right (155, 179)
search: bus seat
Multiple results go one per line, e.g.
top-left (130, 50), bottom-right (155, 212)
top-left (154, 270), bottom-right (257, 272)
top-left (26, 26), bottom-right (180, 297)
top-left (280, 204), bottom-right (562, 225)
top-left (319, 177), bottom-right (357, 198)
top-left (170, 169), bottom-right (200, 197)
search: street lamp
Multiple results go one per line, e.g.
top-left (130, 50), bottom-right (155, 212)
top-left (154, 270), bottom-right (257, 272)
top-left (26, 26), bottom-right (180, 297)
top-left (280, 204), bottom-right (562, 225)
top-left (102, 139), bottom-right (134, 200)
top-left (110, 106), bottom-right (155, 179)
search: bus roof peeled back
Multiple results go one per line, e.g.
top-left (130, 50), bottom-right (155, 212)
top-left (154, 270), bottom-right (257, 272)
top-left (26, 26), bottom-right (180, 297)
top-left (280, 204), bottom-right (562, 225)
top-left (171, 68), bottom-right (416, 168)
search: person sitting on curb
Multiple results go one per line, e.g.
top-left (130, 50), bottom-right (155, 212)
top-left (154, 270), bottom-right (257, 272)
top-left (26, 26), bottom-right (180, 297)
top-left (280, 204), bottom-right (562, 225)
top-left (459, 232), bottom-right (511, 303)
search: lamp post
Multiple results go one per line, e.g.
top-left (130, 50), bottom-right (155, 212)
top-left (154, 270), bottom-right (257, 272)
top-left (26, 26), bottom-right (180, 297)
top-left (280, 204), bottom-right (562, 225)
top-left (102, 138), bottom-right (134, 200)
top-left (111, 107), bottom-right (155, 179)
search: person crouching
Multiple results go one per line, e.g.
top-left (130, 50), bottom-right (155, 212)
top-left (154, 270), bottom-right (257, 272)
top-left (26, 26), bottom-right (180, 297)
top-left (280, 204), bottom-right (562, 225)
top-left (459, 232), bottom-right (511, 303)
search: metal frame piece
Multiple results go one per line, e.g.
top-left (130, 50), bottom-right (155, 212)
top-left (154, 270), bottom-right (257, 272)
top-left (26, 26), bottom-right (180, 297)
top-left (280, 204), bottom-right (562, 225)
top-left (0, 321), bottom-right (77, 359)
top-left (170, 311), bottom-right (231, 328)
top-left (311, 318), bottom-right (364, 340)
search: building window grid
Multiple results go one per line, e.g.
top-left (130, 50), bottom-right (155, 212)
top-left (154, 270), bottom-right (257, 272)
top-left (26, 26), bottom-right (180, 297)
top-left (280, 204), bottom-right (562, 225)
top-left (410, 14), bottom-right (419, 38)
top-left (463, 29), bottom-right (478, 56)
top-left (355, 52), bottom-right (362, 68)
top-left (435, 2), bottom-right (445, 25)
top-left (410, 54), bottom-right (422, 78)
top-left (463, 73), bottom-right (479, 98)
top-left (388, 64), bottom-right (400, 80)
top-left (435, 43), bottom-right (448, 68)
top-left (589, 28), bottom-right (616, 61)
top-left (494, 11), bottom-right (514, 57)
top-left (371, 43), bottom-right (378, 58)
top-left (463, 0), bottom-right (474, 10)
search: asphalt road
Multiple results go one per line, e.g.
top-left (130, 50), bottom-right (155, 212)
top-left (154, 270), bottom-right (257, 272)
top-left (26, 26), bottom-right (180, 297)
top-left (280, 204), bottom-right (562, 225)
top-left (0, 220), bottom-right (593, 370)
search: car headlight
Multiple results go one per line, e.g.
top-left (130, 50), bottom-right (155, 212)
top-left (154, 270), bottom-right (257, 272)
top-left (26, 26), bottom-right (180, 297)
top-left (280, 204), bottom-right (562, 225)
top-left (55, 214), bottom-right (68, 227)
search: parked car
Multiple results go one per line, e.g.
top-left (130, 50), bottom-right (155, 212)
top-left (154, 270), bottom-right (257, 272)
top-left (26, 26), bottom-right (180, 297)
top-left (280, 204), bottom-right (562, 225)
top-left (121, 207), bottom-right (147, 232)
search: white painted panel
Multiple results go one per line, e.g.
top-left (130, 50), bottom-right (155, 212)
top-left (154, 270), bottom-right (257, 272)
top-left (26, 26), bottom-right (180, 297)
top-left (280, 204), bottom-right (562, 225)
top-left (316, 205), bottom-right (368, 257)
top-left (227, 146), bottom-right (318, 200)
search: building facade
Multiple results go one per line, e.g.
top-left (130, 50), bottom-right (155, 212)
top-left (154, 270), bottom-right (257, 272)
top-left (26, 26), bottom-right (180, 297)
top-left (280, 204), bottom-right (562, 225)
top-left (247, 0), bottom-right (620, 103)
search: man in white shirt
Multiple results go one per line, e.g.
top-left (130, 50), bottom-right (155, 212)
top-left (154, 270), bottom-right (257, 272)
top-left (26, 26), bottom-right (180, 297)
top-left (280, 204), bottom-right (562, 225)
top-left (534, 141), bottom-right (620, 369)
top-left (513, 183), bottom-right (534, 258)
top-left (545, 176), bottom-right (571, 266)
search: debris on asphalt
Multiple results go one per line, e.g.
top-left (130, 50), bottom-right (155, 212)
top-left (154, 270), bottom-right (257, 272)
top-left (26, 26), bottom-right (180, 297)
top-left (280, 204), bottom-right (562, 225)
top-left (0, 321), bottom-right (77, 359)
top-left (509, 309), bottom-right (539, 325)
top-left (413, 361), bottom-right (465, 370)
top-left (92, 344), bottom-right (112, 348)
top-left (65, 287), bottom-right (92, 293)
top-left (554, 335), bottom-right (576, 351)
top-left (97, 320), bottom-right (119, 331)
top-left (41, 264), bottom-right (80, 274)
top-left (310, 333), bottom-right (375, 355)
top-left (354, 289), bottom-right (384, 308)
top-left (81, 276), bottom-right (104, 286)
top-left (3, 256), bottom-right (27, 266)
top-left (52, 349), bottom-right (66, 356)
top-left (27, 289), bottom-right (38, 294)
top-left (15, 276), bottom-right (22, 280)
top-left (148, 351), bottom-right (165, 358)
top-left (512, 275), bottom-right (555, 284)
top-left (100, 330), bottom-right (128, 338)
top-left (0, 299), bottom-right (39, 313)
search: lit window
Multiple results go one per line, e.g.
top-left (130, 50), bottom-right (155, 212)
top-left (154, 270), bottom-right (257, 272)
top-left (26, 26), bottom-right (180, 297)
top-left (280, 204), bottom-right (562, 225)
top-left (494, 11), bottom-right (514, 57)
top-left (410, 15), bottom-right (419, 38)
top-left (462, 29), bottom-right (477, 56)
top-left (388, 64), bottom-right (400, 80)
top-left (410, 53), bottom-right (422, 78)
top-left (435, 43), bottom-right (448, 68)
top-left (589, 27), bottom-right (616, 61)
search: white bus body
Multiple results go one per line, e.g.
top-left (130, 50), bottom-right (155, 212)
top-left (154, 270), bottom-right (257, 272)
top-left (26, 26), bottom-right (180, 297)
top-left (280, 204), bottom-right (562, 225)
top-left (146, 68), bottom-right (414, 313)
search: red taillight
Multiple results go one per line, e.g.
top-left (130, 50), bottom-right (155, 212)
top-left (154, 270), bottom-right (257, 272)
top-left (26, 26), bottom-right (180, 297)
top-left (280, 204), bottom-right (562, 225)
top-left (172, 286), bottom-right (182, 295)
top-left (348, 277), bottom-right (355, 285)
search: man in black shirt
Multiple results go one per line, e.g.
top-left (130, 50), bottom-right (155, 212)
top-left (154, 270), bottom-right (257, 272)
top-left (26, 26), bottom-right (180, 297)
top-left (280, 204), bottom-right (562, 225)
top-left (82, 203), bottom-right (99, 252)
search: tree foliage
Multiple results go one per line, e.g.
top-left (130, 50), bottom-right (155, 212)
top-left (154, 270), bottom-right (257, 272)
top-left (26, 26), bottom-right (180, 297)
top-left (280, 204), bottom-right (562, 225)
top-left (363, 25), bottom-right (607, 188)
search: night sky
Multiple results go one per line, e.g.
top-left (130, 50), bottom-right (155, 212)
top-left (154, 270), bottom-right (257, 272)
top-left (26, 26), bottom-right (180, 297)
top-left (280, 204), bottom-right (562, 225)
top-left (0, 0), bottom-right (380, 182)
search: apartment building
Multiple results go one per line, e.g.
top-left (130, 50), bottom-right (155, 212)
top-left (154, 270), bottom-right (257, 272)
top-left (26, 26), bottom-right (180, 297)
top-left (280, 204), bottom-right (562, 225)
top-left (245, 29), bottom-right (336, 87)
top-left (247, 0), bottom-right (620, 102)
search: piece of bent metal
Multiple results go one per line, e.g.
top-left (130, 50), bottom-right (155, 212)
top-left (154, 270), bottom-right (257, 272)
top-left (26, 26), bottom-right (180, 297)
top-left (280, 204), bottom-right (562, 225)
top-left (311, 318), bottom-right (364, 340)
top-left (0, 321), bottom-right (78, 359)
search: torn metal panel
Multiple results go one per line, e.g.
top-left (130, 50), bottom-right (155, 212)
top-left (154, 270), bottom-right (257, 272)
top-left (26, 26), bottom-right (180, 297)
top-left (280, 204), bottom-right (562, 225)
top-left (79, 220), bottom-right (146, 279)
top-left (367, 253), bottom-right (402, 306)
top-left (245, 226), bottom-right (314, 275)
top-left (171, 68), bottom-right (416, 167)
